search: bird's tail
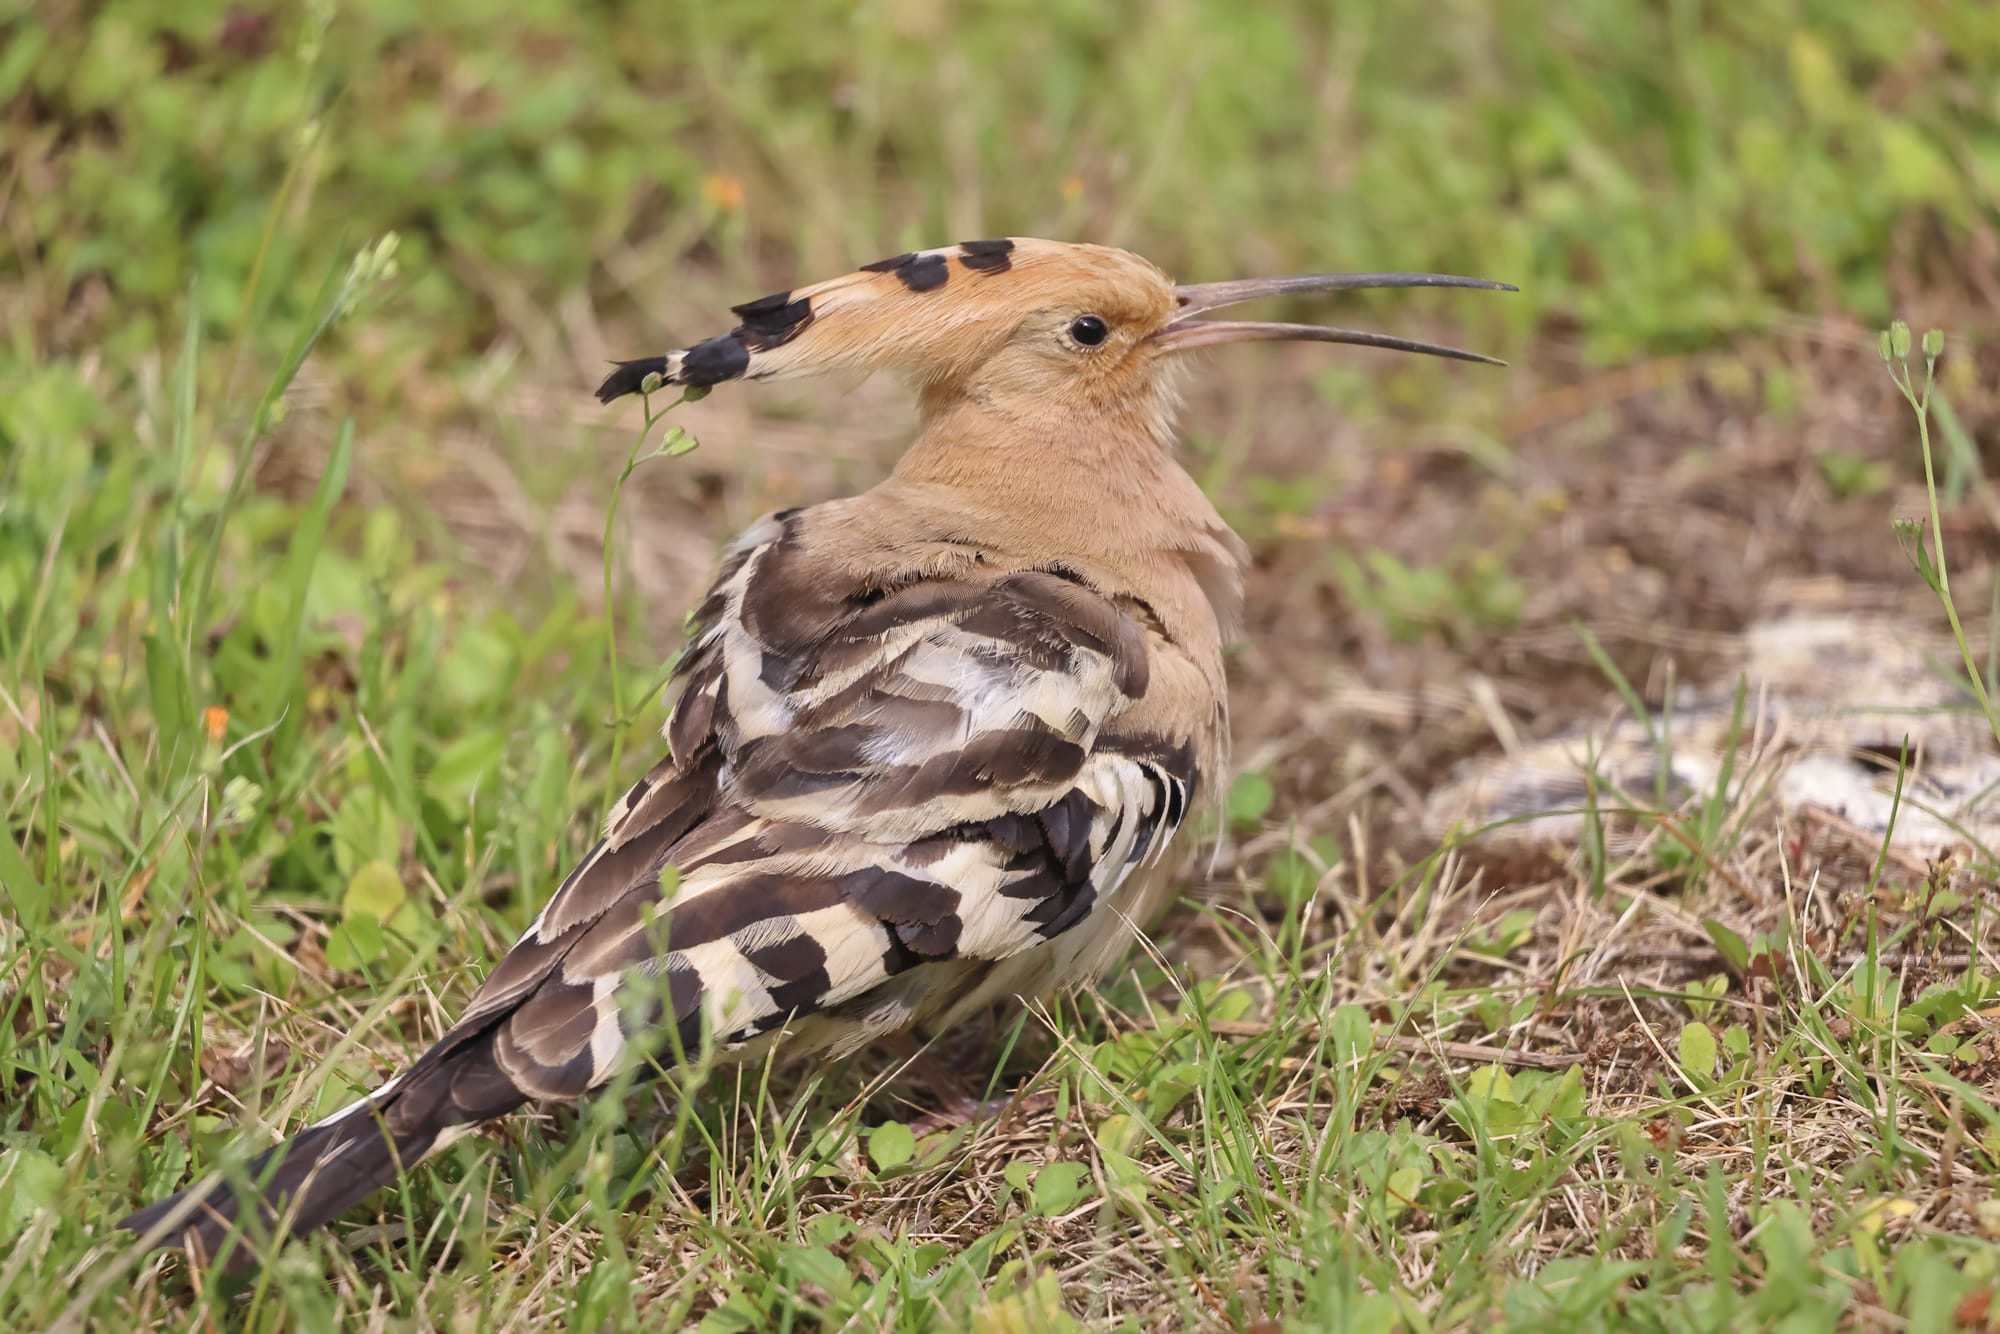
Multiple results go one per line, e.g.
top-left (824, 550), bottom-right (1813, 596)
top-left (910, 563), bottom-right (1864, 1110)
top-left (119, 1036), bottom-right (527, 1266)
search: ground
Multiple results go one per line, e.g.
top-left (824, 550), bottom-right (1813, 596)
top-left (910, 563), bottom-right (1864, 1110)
top-left (4, 4), bottom-right (2000, 1331)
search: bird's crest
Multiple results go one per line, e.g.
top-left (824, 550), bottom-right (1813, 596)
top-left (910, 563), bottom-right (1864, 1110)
top-left (596, 238), bottom-right (1178, 401)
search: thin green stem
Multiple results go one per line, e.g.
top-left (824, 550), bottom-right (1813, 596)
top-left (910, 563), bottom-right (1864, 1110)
top-left (601, 392), bottom-right (695, 810)
top-left (1893, 353), bottom-right (2000, 745)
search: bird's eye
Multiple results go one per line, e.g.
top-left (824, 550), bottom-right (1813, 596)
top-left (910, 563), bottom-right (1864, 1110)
top-left (1069, 315), bottom-right (1110, 347)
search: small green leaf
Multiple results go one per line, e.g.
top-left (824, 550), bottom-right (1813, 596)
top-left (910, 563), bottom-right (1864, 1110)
top-left (2, 1148), bottom-right (62, 1235)
top-left (1205, 986), bottom-right (1257, 1024)
top-left (1226, 772), bottom-right (1274, 830)
top-left (1678, 1022), bottom-right (1718, 1082)
top-left (202, 951), bottom-right (256, 994)
top-left (1098, 1146), bottom-right (1149, 1195)
top-left (805, 1124), bottom-right (853, 1178)
top-left (1465, 1065), bottom-right (1517, 1105)
top-left (805, 1212), bottom-right (855, 1246)
top-left (330, 790), bottom-right (401, 877)
top-left (1093, 1113), bottom-right (1142, 1156)
top-left (135, 1134), bottom-right (190, 1204)
top-left (1530, 1065), bottom-right (1587, 1121)
top-left (1329, 1004), bottom-right (1374, 1061)
top-left (1419, 1176), bottom-right (1473, 1211)
top-left (779, 1243), bottom-right (852, 1300)
top-left (342, 859), bottom-right (406, 924)
top-left (1449, 1064), bottom-right (1529, 1137)
top-left (1032, 1161), bottom-right (1088, 1216)
top-left (1265, 847), bottom-right (1319, 902)
top-left (1702, 919), bottom-right (1749, 973)
top-left (868, 1120), bottom-right (915, 1172)
top-left (697, 1293), bottom-right (765, 1334)
top-left (325, 914), bottom-right (386, 971)
top-left (1144, 1061), bottom-right (1203, 1119)
top-left (1383, 1164), bottom-right (1423, 1218)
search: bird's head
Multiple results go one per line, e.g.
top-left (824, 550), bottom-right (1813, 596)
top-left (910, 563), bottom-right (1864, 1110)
top-left (597, 238), bottom-right (1511, 425)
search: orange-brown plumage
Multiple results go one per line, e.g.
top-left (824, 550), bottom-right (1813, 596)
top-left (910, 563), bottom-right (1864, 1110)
top-left (121, 237), bottom-right (1509, 1266)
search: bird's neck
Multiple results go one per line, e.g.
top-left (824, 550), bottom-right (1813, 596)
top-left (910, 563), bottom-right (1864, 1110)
top-left (896, 383), bottom-right (1188, 531)
top-left (887, 384), bottom-right (1248, 640)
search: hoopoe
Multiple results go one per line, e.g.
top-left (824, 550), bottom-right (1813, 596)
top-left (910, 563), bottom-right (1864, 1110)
top-left (121, 238), bottom-right (1508, 1264)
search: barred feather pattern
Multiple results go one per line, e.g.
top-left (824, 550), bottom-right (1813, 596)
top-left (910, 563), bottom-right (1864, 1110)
top-left (121, 500), bottom-right (1209, 1259)
top-left (471, 503), bottom-right (1202, 1097)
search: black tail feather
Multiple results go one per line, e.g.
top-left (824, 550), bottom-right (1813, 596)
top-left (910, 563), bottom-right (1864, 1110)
top-left (118, 1097), bottom-right (430, 1268)
top-left (118, 1039), bottom-right (527, 1267)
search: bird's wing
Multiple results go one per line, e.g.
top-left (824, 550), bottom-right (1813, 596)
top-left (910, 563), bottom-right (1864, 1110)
top-left (442, 508), bottom-right (1200, 1102)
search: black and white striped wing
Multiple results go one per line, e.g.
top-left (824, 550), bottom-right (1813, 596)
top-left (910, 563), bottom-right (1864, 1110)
top-left (449, 512), bottom-right (1199, 1102)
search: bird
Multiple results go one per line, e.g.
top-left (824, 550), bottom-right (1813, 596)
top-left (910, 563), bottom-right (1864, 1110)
top-left (119, 237), bottom-right (1509, 1266)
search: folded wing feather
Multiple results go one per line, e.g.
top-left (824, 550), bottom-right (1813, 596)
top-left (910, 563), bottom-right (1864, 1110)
top-left (463, 506), bottom-right (1200, 1102)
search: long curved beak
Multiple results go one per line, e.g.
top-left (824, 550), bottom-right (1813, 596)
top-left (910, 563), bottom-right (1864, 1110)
top-left (1155, 271), bottom-right (1516, 365)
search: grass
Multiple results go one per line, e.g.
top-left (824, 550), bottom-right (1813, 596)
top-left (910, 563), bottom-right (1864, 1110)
top-left (4, 2), bottom-right (2000, 1330)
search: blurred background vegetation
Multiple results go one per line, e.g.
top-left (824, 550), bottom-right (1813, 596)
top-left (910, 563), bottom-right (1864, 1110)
top-left (3, 1), bottom-right (1999, 1328)
top-left (9, 0), bottom-right (1995, 656)
top-left (10, 0), bottom-right (1997, 366)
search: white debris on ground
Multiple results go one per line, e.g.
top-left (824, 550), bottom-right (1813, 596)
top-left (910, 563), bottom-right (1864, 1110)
top-left (1424, 614), bottom-right (2000, 858)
